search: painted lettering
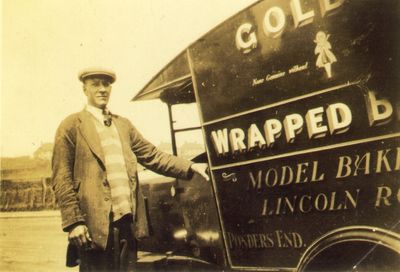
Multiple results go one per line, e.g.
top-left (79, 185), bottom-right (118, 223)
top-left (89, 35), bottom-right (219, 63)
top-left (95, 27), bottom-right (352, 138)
top-left (365, 91), bottom-right (394, 126)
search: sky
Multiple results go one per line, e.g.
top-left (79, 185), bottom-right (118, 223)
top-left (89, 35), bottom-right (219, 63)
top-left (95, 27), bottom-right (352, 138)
top-left (1, 0), bottom-right (257, 157)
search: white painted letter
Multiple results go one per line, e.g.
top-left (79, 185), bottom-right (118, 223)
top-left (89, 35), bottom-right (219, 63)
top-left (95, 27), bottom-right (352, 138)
top-left (319, 0), bottom-right (345, 17)
top-left (336, 156), bottom-right (352, 178)
top-left (211, 129), bottom-right (229, 155)
top-left (365, 91), bottom-right (393, 126)
top-left (248, 171), bottom-right (262, 190)
top-left (306, 107), bottom-right (328, 139)
top-left (375, 186), bottom-right (392, 207)
top-left (229, 128), bottom-right (247, 152)
top-left (264, 119), bottom-right (282, 147)
top-left (376, 149), bottom-right (392, 173)
top-left (283, 113), bottom-right (304, 143)
top-left (326, 103), bottom-right (352, 135)
top-left (290, 0), bottom-right (315, 28)
top-left (248, 124), bottom-right (266, 150)
top-left (236, 23), bottom-right (257, 54)
top-left (263, 6), bottom-right (286, 38)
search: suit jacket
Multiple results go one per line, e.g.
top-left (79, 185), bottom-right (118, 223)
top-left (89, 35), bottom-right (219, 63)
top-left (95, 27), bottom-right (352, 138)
top-left (51, 110), bottom-right (192, 251)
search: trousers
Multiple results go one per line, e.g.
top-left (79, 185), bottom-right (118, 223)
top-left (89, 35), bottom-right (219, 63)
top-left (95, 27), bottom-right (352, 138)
top-left (79, 215), bottom-right (137, 272)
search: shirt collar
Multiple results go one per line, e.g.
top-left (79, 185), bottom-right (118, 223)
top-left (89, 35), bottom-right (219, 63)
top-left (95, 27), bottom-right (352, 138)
top-left (85, 104), bottom-right (106, 124)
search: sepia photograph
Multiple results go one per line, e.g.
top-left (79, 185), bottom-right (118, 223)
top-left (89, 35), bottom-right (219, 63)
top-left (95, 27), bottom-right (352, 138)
top-left (1, 0), bottom-right (399, 271)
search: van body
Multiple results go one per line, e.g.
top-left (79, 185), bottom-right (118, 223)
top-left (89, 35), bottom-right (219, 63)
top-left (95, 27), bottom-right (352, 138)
top-left (133, 0), bottom-right (400, 270)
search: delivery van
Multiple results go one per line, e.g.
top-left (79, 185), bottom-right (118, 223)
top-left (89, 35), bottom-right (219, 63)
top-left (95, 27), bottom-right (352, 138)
top-left (133, 0), bottom-right (400, 270)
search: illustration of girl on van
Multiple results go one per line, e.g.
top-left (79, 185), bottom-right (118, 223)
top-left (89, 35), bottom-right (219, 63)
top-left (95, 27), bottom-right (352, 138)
top-left (314, 31), bottom-right (337, 78)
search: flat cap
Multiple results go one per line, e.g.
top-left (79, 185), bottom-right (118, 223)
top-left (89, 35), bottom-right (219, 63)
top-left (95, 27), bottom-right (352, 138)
top-left (78, 67), bottom-right (116, 83)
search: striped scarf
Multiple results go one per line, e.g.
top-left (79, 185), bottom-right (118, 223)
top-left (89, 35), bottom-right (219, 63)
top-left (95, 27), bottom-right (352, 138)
top-left (92, 117), bottom-right (132, 222)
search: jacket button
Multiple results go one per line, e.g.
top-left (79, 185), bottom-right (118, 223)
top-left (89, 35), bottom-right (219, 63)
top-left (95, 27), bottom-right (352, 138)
top-left (103, 180), bottom-right (108, 186)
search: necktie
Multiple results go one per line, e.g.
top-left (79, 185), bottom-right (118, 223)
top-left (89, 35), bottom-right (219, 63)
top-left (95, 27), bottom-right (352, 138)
top-left (102, 109), bottom-right (112, 127)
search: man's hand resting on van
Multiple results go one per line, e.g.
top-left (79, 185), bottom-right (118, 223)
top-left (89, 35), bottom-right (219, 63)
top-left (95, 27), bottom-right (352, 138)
top-left (190, 163), bottom-right (210, 181)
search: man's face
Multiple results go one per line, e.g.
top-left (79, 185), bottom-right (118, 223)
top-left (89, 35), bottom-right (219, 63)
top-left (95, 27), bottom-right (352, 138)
top-left (83, 76), bottom-right (112, 109)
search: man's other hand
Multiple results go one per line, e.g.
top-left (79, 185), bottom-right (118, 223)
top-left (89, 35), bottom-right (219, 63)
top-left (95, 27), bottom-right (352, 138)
top-left (68, 224), bottom-right (92, 249)
top-left (190, 163), bottom-right (210, 181)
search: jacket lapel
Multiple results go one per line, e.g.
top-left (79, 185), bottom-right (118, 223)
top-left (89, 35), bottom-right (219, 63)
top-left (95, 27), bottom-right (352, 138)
top-left (77, 110), bottom-right (106, 168)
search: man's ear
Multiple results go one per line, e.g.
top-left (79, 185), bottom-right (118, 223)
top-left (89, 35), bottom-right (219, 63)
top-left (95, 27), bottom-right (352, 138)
top-left (82, 84), bottom-right (87, 95)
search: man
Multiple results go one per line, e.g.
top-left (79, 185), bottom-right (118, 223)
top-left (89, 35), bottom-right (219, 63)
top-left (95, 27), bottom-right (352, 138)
top-left (52, 67), bottom-right (209, 271)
